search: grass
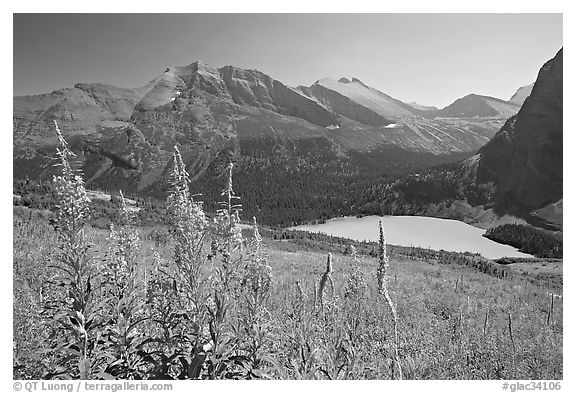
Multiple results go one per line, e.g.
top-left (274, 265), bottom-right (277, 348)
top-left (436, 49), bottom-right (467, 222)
top-left (13, 206), bottom-right (563, 380)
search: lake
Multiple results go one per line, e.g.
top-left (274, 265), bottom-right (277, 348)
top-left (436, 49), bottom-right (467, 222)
top-left (290, 215), bottom-right (533, 259)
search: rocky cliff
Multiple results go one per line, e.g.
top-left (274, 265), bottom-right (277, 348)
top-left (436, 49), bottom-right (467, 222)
top-left (476, 48), bottom-right (563, 215)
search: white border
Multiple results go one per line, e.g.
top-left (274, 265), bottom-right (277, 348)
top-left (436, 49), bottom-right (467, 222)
top-left (4, 2), bottom-right (572, 391)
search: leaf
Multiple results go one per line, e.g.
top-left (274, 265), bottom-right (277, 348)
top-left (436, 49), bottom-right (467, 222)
top-left (188, 353), bottom-right (207, 379)
top-left (78, 357), bottom-right (91, 379)
top-left (96, 371), bottom-right (115, 380)
top-left (289, 358), bottom-right (303, 379)
top-left (43, 369), bottom-right (70, 380)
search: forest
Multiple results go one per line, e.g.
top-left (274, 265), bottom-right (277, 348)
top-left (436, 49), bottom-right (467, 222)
top-left (484, 224), bottom-right (562, 258)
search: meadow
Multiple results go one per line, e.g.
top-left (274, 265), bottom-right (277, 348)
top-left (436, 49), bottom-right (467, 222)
top-left (12, 124), bottom-right (562, 380)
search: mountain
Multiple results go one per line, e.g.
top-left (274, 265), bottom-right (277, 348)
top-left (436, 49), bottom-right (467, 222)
top-left (305, 77), bottom-right (416, 126)
top-left (297, 76), bottom-right (521, 153)
top-left (357, 49), bottom-right (563, 232)
top-left (508, 83), bottom-right (535, 106)
top-left (431, 94), bottom-right (521, 118)
top-left (407, 102), bottom-right (439, 111)
top-left (476, 49), bottom-right (562, 219)
top-left (13, 60), bottom-right (524, 226)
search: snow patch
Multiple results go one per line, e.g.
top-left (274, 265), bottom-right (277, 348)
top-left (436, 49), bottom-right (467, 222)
top-left (384, 123), bottom-right (401, 129)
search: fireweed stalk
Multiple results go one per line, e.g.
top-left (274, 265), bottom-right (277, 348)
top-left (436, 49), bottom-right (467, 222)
top-left (166, 146), bottom-right (209, 319)
top-left (377, 221), bottom-right (403, 380)
top-left (45, 121), bottom-right (98, 379)
top-left (242, 217), bottom-right (272, 318)
top-left (317, 253), bottom-right (334, 312)
top-left (212, 162), bottom-right (243, 293)
top-left (239, 217), bottom-right (273, 372)
top-left (344, 245), bottom-right (367, 303)
top-left (101, 191), bottom-right (148, 377)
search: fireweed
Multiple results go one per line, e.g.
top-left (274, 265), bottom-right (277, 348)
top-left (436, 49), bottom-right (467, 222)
top-left (43, 121), bottom-right (100, 379)
top-left (100, 191), bottom-right (148, 378)
top-left (317, 253), bottom-right (335, 312)
top-left (344, 245), bottom-right (367, 303)
top-left (377, 221), bottom-right (403, 380)
top-left (242, 217), bottom-right (272, 313)
top-left (166, 147), bottom-right (209, 318)
top-left (139, 146), bottom-right (214, 378)
top-left (237, 217), bottom-right (274, 376)
top-left (212, 162), bottom-right (244, 294)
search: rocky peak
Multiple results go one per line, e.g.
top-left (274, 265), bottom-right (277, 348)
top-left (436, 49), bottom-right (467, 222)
top-left (433, 93), bottom-right (520, 119)
top-left (190, 60), bottom-right (216, 74)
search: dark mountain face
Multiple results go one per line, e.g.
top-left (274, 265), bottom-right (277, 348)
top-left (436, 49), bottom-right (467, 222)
top-left (476, 48), bottom-right (563, 214)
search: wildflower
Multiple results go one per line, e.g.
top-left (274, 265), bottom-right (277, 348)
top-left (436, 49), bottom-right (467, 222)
top-left (211, 161), bottom-right (244, 292)
top-left (105, 190), bottom-right (140, 296)
top-left (52, 121), bottom-right (90, 235)
top-left (344, 245), bottom-right (367, 301)
top-left (46, 121), bottom-right (96, 378)
top-left (166, 146), bottom-right (209, 316)
top-left (213, 163), bottom-right (243, 256)
top-left (376, 221), bottom-right (402, 380)
top-left (167, 146), bottom-right (207, 243)
top-left (318, 253), bottom-right (334, 311)
top-left (242, 217), bottom-right (272, 298)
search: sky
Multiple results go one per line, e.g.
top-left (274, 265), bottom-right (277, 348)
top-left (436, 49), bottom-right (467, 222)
top-left (13, 13), bottom-right (562, 108)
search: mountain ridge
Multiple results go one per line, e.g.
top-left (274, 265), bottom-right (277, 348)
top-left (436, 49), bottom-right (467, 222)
top-left (13, 58), bottom-right (533, 226)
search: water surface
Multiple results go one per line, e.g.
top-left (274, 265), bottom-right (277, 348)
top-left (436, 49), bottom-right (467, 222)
top-left (290, 215), bottom-right (533, 259)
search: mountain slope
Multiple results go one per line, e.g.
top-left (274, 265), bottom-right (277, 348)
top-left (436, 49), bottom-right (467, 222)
top-left (407, 102), bottom-right (439, 111)
top-left (307, 77), bottom-right (416, 126)
top-left (431, 94), bottom-right (521, 119)
top-left (508, 83), bottom-right (535, 106)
